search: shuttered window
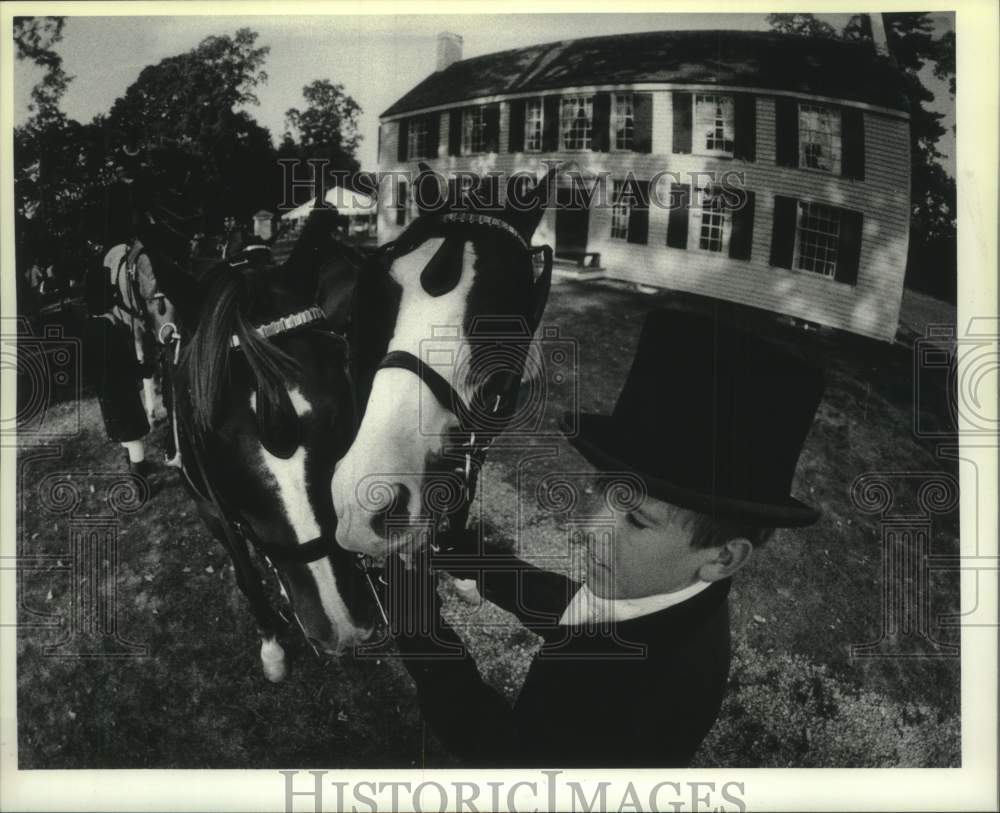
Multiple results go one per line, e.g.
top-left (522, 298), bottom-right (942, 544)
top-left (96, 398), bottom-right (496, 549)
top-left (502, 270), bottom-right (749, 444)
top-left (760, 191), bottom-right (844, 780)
top-left (612, 94), bottom-right (635, 151)
top-left (610, 180), bottom-right (630, 240)
top-left (771, 195), bottom-right (863, 285)
top-left (694, 95), bottom-right (735, 157)
top-left (696, 187), bottom-right (730, 252)
top-left (561, 95), bottom-right (594, 150)
top-left (407, 117), bottom-right (430, 159)
top-left (610, 178), bottom-right (649, 244)
top-left (798, 104), bottom-right (842, 173)
top-left (462, 105), bottom-right (488, 154)
top-left (794, 201), bottom-right (841, 276)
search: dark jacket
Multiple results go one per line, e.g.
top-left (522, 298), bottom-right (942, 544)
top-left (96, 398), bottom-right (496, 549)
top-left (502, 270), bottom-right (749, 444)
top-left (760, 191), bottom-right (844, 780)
top-left (395, 551), bottom-right (732, 768)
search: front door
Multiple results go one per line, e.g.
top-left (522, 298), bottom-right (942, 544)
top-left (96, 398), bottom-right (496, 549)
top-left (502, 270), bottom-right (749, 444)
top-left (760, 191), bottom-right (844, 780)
top-left (555, 179), bottom-right (591, 260)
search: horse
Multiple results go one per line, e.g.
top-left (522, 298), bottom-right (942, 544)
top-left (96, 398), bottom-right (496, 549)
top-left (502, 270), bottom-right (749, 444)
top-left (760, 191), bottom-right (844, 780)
top-left (332, 165), bottom-right (557, 556)
top-left (138, 207), bottom-right (380, 681)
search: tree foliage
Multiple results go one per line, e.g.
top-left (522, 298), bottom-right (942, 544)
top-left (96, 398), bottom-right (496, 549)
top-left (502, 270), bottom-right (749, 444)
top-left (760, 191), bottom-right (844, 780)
top-left (283, 79), bottom-right (363, 188)
top-left (14, 16), bottom-right (71, 124)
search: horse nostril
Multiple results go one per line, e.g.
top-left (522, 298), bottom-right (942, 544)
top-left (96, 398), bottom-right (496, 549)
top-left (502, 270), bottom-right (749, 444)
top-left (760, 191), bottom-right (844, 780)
top-left (369, 483), bottom-right (412, 537)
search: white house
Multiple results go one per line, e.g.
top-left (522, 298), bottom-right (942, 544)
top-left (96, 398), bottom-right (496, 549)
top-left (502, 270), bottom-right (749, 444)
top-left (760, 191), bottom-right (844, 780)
top-left (377, 28), bottom-right (911, 341)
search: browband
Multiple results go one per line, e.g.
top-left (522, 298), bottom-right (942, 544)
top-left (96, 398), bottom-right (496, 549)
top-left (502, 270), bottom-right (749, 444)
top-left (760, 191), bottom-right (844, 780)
top-left (438, 212), bottom-right (529, 251)
top-left (230, 306), bottom-right (326, 348)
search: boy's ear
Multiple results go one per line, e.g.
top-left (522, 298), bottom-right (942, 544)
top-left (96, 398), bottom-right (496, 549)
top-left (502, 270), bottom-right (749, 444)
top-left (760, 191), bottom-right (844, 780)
top-left (697, 538), bottom-right (753, 582)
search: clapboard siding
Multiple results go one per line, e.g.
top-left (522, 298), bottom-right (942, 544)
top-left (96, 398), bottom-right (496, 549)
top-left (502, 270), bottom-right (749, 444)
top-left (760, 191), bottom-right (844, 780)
top-left (379, 89), bottom-right (910, 341)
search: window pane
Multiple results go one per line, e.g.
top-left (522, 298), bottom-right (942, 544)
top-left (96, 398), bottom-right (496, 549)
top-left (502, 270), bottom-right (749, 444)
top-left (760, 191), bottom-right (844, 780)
top-left (694, 95), bottom-right (734, 156)
top-left (463, 106), bottom-right (486, 154)
top-left (794, 201), bottom-right (841, 277)
top-left (798, 104), bottom-right (842, 173)
top-left (408, 118), bottom-right (428, 158)
top-left (561, 95), bottom-right (593, 150)
top-left (525, 99), bottom-right (543, 151)
top-left (697, 187), bottom-right (728, 252)
top-left (613, 93), bottom-right (634, 151)
top-left (610, 179), bottom-right (629, 240)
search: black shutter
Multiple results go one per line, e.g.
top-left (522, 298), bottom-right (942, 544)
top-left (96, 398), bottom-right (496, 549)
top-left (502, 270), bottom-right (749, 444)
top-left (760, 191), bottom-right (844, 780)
top-left (666, 183), bottom-right (691, 249)
top-left (542, 96), bottom-right (560, 151)
top-left (770, 195), bottom-right (798, 268)
top-left (508, 99), bottom-right (526, 152)
top-left (627, 180), bottom-right (650, 245)
top-left (835, 208), bottom-right (863, 285)
top-left (484, 103), bottom-right (500, 153)
top-left (396, 180), bottom-right (407, 226)
top-left (733, 95), bottom-right (756, 162)
top-left (841, 108), bottom-right (865, 180)
top-left (632, 92), bottom-right (653, 153)
top-left (591, 92), bottom-right (611, 152)
top-left (775, 98), bottom-right (799, 167)
top-left (427, 113), bottom-right (440, 159)
top-left (448, 108), bottom-right (463, 156)
top-left (672, 92), bottom-right (692, 154)
top-left (397, 118), bottom-right (409, 162)
top-left (728, 190), bottom-right (755, 260)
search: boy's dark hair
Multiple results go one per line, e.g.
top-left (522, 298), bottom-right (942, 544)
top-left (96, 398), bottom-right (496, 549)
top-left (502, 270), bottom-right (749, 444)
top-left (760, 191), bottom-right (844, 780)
top-left (681, 509), bottom-right (775, 550)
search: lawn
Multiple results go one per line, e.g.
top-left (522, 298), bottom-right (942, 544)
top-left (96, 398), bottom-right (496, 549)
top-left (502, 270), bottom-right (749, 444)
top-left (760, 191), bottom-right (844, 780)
top-left (14, 276), bottom-right (960, 768)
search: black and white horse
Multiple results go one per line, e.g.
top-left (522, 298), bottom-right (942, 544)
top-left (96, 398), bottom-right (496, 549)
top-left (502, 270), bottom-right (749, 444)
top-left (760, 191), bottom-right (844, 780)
top-left (142, 208), bottom-right (377, 680)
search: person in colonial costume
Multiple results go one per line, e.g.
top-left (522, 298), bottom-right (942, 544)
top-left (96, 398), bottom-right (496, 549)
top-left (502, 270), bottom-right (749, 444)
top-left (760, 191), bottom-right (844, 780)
top-left (394, 309), bottom-right (825, 767)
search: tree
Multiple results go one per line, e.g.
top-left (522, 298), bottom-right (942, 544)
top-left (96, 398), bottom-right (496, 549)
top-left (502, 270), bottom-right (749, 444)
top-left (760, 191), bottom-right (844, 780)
top-left (104, 28), bottom-right (276, 225)
top-left (283, 79), bottom-right (363, 195)
top-left (766, 14), bottom-right (838, 39)
top-left (13, 16), bottom-right (71, 125)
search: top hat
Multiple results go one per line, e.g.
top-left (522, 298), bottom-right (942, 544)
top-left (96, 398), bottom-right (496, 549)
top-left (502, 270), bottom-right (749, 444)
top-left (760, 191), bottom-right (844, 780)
top-left (562, 310), bottom-right (825, 527)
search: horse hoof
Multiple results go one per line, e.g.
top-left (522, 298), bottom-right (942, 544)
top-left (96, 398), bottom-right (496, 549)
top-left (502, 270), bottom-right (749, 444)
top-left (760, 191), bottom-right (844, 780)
top-left (260, 638), bottom-right (288, 683)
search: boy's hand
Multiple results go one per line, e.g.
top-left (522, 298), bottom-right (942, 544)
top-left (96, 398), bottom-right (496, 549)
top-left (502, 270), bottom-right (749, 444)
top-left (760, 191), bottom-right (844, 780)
top-left (452, 577), bottom-right (483, 606)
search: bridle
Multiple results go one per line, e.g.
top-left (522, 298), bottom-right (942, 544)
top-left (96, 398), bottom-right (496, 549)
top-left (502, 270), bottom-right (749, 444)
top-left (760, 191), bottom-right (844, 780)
top-left (374, 212), bottom-right (553, 526)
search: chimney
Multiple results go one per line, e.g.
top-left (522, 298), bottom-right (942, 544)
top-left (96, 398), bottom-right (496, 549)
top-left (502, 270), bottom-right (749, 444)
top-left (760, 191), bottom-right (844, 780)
top-left (436, 32), bottom-right (463, 72)
top-left (869, 13), bottom-right (891, 58)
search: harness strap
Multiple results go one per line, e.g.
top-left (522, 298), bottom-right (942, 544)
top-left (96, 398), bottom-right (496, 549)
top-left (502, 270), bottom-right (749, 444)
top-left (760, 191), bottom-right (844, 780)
top-left (378, 350), bottom-right (464, 415)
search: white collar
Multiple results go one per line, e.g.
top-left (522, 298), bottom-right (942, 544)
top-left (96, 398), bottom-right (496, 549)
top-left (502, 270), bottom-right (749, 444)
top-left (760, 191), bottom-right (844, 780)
top-left (559, 579), bottom-right (713, 626)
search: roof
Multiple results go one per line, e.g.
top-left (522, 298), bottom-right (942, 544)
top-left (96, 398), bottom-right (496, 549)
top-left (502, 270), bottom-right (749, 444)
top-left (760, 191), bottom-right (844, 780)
top-left (280, 187), bottom-right (377, 220)
top-left (381, 30), bottom-right (909, 118)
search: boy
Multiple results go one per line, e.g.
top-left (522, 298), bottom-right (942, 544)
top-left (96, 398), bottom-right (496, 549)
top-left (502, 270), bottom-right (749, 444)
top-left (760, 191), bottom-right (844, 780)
top-left (394, 309), bottom-right (825, 767)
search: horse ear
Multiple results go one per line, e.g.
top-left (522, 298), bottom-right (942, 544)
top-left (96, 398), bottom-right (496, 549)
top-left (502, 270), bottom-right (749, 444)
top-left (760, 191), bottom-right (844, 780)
top-left (509, 165), bottom-right (559, 242)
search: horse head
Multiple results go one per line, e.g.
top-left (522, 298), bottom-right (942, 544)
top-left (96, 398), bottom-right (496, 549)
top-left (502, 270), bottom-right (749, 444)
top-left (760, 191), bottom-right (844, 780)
top-left (331, 166), bottom-right (557, 557)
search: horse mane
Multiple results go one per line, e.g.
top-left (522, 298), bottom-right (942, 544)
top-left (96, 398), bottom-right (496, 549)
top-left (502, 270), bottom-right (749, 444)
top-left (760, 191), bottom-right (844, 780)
top-left (184, 266), bottom-right (300, 431)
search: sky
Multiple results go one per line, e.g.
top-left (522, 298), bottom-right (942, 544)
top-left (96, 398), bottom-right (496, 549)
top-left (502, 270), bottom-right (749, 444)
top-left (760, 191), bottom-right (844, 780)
top-left (13, 12), bottom-right (956, 175)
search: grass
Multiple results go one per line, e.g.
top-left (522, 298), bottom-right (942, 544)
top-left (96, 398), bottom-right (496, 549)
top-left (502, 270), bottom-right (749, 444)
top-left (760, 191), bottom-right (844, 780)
top-left (15, 277), bottom-right (960, 768)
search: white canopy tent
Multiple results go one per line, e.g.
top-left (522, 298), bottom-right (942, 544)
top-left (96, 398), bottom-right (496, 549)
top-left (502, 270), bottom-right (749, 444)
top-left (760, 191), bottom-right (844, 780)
top-left (280, 187), bottom-right (377, 222)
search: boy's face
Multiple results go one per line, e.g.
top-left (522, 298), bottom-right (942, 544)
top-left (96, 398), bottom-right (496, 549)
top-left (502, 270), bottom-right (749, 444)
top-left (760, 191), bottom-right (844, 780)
top-left (585, 493), bottom-right (726, 600)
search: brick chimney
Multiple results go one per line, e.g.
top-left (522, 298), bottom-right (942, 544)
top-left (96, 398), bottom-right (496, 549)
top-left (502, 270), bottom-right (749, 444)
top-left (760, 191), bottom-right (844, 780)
top-left (436, 32), bottom-right (463, 72)
top-left (869, 13), bottom-right (891, 58)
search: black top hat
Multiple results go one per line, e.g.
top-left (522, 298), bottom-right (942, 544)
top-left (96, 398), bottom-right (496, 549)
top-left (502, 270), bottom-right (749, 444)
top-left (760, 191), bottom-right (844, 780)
top-left (562, 310), bottom-right (825, 527)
